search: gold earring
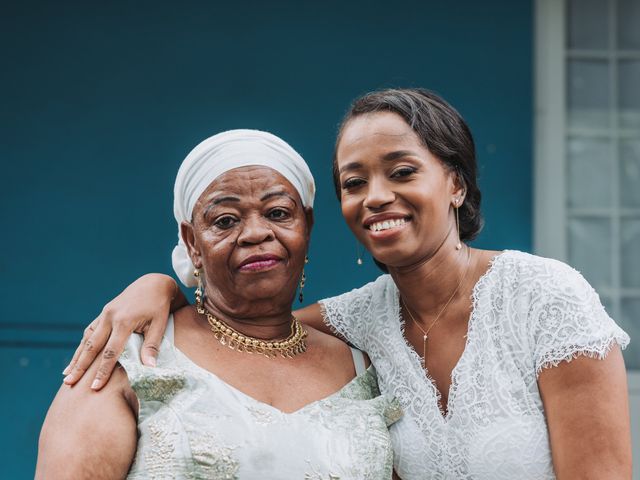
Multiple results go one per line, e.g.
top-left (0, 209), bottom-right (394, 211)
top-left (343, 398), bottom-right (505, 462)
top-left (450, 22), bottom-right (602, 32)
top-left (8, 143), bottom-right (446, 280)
top-left (455, 200), bottom-right (462, 250)
top-left (356, 242), bottom-right (363, 265)
top-left (299, 255), bottom-right (308, 303)
top-left (194, 268), bottom-right (204, 310)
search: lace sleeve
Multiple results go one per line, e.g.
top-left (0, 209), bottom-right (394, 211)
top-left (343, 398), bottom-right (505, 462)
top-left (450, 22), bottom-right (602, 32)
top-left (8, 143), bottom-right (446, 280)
top-left (318, 275), bottom-right (391, 350)
top-left (531, 260), bottom-right (630, 376)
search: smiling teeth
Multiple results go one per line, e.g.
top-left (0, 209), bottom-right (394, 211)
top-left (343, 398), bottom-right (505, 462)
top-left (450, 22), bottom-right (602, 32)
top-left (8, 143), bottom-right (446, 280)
top-left (370, 218), bottom-right (407, 232)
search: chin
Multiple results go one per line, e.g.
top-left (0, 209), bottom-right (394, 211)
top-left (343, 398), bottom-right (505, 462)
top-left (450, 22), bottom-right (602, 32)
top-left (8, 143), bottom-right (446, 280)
top-left (240, 281), bottom-right (294, 301)
top-left (370, 249), bottom-right (421, 269)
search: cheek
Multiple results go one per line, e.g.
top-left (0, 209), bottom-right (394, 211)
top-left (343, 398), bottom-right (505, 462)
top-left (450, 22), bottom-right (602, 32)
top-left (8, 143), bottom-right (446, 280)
top-left (340, 196), bottom-right (359, 224)
top-left (282, 230), bottom-right (309, 257)
top-left (197, 230), bottom-right (233, 259)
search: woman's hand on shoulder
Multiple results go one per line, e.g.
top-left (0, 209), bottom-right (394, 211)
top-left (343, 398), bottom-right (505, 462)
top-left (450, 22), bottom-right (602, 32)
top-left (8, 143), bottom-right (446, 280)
top-left (63, 273), bottom-right (187, 390)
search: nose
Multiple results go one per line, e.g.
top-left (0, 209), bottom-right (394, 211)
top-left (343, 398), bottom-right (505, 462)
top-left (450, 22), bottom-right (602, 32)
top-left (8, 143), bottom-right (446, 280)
top-left (237, 215), bottom-right (275, 246)
top-left (363, 176), bottom-right (395, 210)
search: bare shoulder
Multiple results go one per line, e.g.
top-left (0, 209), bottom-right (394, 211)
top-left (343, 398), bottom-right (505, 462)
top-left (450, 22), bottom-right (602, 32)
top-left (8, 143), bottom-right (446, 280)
top-left (304, 326), bottom-right (370, 370)
top-left (306, 324), bottom-right (350, 350)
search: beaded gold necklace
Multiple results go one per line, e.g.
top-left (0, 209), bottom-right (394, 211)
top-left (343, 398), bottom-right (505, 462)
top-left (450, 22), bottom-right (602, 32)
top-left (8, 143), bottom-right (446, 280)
top-left (195, 303), bottom-right (307, 359)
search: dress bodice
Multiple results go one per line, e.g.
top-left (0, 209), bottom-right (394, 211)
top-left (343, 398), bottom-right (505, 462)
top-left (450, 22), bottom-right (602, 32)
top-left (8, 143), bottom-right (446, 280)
top-left (119, 318), bottom-right (401, 479)
top-left (319, 251), bottom-right (630, 480)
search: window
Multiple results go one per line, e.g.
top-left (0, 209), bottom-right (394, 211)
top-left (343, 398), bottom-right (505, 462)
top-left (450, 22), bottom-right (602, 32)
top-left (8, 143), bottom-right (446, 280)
top-left (535, 0), bottom-right (640, 371)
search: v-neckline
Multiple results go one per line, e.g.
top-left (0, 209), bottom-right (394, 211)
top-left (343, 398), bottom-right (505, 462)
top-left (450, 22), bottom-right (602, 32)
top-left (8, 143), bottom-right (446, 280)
top-left (395, 250), bottom-right (507, 423)
top-left (165, 317), bottom-right (373, 416)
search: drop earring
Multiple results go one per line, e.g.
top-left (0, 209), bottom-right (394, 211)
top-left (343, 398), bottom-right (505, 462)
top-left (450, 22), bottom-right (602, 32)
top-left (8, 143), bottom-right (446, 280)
top-left (299, 255), bottom-right (309, 303)
top-left (194, 268), bottom-right (204, 311)
top-left (356, 242), bottom-right (363, 265)
top-left (455, 199), bottom-right (462, 250)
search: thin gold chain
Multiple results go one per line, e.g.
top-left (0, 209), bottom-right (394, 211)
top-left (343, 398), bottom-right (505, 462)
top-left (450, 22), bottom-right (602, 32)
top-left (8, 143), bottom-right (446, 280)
top-left (196, 304), bottom-right (307, 358)
top-left (402, 248), bottom-right (472, 363)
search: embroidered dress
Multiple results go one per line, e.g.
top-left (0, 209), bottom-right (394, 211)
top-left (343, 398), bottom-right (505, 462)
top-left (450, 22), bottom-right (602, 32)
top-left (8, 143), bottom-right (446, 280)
top-left (119, 317), bottom-right (401, 480)
top-left (319, 251), bottom-right (630, 480)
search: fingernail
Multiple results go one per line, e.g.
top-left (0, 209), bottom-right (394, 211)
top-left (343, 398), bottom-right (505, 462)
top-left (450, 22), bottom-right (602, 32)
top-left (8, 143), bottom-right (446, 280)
top-left (62, 365), bottom-right (71, 375)
top-left (63, 374), bottom-right (73, 384)
top-left (146, 357), bottom-right (157, 367)
top-left (91, 380), bottom-right (100, 390)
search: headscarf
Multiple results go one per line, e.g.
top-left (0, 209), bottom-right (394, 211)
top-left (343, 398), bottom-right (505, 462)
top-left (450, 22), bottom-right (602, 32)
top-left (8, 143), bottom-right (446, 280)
top-left (172, 129), bottom-right (316, 287)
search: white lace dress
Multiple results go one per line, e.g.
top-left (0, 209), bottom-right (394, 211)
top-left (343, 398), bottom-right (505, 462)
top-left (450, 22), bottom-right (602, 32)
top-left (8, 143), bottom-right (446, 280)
top-left (319, 251), bottom-right (630, 480)
top-left (119, 317), bottom-right (402, 479)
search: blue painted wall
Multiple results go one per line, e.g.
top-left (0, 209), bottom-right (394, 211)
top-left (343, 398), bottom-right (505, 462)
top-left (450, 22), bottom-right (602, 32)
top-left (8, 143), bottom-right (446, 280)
top-left (0, 0), bottom-right (532, 476)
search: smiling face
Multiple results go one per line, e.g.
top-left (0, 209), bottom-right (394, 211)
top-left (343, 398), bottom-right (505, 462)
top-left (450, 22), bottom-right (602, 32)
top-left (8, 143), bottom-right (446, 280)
top-left (182, 166), bottom-right (312, 316)
top-left (336, 112), bottom-right (464, 268)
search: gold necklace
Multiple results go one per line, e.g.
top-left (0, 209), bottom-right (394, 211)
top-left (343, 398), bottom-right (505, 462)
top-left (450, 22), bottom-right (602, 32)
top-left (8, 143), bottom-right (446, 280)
top-left (402, 248), bottom-right (472, 365)
top-left (196, 304), bottom-right (308, 359)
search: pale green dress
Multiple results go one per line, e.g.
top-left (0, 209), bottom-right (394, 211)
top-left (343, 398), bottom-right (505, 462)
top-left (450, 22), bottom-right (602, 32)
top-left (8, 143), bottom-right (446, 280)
top-left (119, 316), bottom-right (402, 479)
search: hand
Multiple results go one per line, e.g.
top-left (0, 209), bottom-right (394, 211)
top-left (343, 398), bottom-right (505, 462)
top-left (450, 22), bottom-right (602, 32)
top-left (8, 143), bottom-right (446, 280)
top-left (63, 273), bottom-right (185, 390)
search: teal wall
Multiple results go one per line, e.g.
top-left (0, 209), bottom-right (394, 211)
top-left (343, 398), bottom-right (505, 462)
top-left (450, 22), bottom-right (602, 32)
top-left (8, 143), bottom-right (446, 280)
top-left (0, 0), bottom-right (532, 476)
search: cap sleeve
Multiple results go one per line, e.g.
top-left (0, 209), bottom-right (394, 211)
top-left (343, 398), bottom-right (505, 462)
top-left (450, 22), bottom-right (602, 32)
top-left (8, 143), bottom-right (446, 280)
top-left (531, 260), bottom-right (630, 376)
top-left (318, 275), bottom-right (391, 350)
top-left (118, 332), bottom-right (145, 381)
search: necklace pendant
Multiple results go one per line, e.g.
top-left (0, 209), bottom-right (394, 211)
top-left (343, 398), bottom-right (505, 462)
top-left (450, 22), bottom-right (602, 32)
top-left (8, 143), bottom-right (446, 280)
top-left (423, 335), bottom-right (428, 364)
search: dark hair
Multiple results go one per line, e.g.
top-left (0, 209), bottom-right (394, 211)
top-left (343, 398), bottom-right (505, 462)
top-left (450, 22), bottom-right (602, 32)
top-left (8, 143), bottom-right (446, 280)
top-left (333, 88), bottom-right (483, 242)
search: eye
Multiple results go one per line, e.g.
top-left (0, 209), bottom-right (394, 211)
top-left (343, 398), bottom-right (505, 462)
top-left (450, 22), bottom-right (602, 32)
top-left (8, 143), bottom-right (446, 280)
top-left (267, 208), bottom-right (290, 220)
top-left (214, 215), bottom-right (237, 229)
top-left (391, 166), bottom-right (417, 178)
top-left (342, 177), bottom-right (366, 189)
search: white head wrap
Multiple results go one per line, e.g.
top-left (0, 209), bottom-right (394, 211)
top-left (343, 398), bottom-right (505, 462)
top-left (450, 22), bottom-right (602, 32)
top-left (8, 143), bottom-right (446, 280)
top-left (172, 129), bottom-right (316, 287)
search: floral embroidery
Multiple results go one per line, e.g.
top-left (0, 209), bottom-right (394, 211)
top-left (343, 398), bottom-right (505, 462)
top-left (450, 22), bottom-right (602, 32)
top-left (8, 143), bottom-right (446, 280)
top-left (131, 371), bottom-right (186, 403)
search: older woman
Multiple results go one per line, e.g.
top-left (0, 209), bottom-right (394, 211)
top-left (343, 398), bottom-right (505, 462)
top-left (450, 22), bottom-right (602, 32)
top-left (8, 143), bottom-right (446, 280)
top-left (36, 130), bottom-right (400, 479)
top-left (64, 89), bottom-right (631, 479)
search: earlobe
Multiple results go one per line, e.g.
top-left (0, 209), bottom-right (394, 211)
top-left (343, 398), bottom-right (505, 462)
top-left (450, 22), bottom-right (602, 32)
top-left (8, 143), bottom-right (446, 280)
top-left (452, 194), bottom-right (465, 208)
top-left (180, 221), bottom-right (202, 269)
top-left (450, 170), bottom-right (466, 205)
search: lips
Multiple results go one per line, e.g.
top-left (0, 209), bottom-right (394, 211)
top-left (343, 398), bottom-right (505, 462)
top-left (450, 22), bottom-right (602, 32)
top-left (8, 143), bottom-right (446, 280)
top-left (238, 254), bottom-right (283, 272)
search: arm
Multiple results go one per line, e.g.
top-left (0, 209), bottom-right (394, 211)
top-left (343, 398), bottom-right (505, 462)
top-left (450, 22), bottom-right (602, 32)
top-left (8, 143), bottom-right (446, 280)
top-left (68, 276), bottom-right (346, 390)
top-left (538, 348), bottom-right (631, 479)
top-left (294, 303), bottom-right (332, 335)
top-left (65, 275), bottom-right (335, 390)
top-left (64, 273), bottom-right (187, 389)
top-left (36, 355), bottom-right (138, 479)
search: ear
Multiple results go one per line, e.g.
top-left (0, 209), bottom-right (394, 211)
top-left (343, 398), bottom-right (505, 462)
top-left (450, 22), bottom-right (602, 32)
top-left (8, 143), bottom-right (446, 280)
top-left (449, 168), bottom-right (466, 207)
top-left (180, 221), bottom-right (203, 269)
top-left (304, 207), bottom-right (314, 240)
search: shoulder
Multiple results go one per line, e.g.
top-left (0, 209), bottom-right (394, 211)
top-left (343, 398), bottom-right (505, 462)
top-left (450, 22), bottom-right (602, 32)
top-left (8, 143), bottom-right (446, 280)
top-left (493, 250), bottom-right (575, 275)
top-left (119, 313), bottom-right (176, 374)
top-left (319, 274), bottom-right (395, 308)
top-left (317, 274), bottom-right (396, 348)
top-left (475, 251), bottom-right (605, 336)
top-left (487, 250), bottom-right (591, 296)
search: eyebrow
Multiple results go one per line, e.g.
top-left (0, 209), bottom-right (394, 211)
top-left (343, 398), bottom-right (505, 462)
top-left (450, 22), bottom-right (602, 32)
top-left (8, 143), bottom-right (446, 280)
top-left (338, 150), bottom-right (419, 174)
top-left (209, 195), bottom-right (240, 205)
top-left (261, 190), bottom-right (297, 204)
top-left (203, 191), bottom-right (296, 216)
top-left (202, 196), bottom-right (240, 218)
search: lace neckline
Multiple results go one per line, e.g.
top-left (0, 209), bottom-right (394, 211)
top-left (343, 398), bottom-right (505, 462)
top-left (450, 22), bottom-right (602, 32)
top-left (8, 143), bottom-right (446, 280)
top-left (394, 250), bottom-right (508, 422)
